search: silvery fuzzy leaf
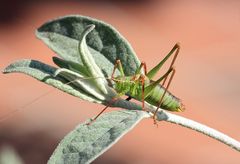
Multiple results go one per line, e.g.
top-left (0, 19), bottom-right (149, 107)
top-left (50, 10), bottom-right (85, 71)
top-left (48, 110), bottom-right (149, 164)
top-left (3, 59), bottom-right (102, 103)
top-left (36, 15), bottom-right (140, 77)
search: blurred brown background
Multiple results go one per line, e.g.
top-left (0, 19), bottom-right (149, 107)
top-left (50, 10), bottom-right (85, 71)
top-left (0, 0), bottom-right (240, 163)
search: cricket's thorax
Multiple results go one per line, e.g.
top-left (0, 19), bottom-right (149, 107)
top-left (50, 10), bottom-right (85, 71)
top-left (113, 75), bottom-right (184, 112)
top-left (113, 76), bottom-right (141, 97)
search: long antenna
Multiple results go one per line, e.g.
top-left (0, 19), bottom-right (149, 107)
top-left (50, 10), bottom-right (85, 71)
top-left (0, 89), bottom-right (53, 123)
top-left (0, 75), bottom-right (110, 123)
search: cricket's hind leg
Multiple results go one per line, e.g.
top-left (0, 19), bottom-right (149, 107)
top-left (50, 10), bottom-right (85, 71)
top-left (146, 43), bottom-right (180, 80)
top-left (161, 43), bottom-right (180, 86)
top-left (153, 68), bottom-right (176, 125)
top-left (152, 44), bottom-right (180, 125)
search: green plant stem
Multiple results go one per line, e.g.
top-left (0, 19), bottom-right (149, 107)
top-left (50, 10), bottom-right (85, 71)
top-left (113, 98), bottom-right (240, 152)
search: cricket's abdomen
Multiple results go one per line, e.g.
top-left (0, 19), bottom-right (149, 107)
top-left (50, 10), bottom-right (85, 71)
top-left (145, 85), bottom-right (184, 112)
top-left (113, 76), bottom-right (184, 112)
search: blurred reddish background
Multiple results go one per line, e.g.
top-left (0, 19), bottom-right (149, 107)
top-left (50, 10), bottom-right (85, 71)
top-left (0, 0), bottom-right (240, 163)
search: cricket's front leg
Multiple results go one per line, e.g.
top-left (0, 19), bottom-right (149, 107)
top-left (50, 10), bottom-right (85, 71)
top-left (88, 59), bottom-right (126, 125)
top-left (111, 59), bottom-right (125, 79)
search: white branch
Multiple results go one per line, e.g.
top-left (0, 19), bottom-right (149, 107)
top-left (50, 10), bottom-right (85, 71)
top-left (157, 111), bottom-right (240, 152)
top-left (113, 99), bottom-right (240, 152)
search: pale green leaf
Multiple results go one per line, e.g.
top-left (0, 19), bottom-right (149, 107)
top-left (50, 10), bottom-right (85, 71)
top-left (54, 68), bottom-right (106, 101)
top-left (52, 56), bottom-right (89, 77)
top-left (77, 24), bottom-right (108, 95)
